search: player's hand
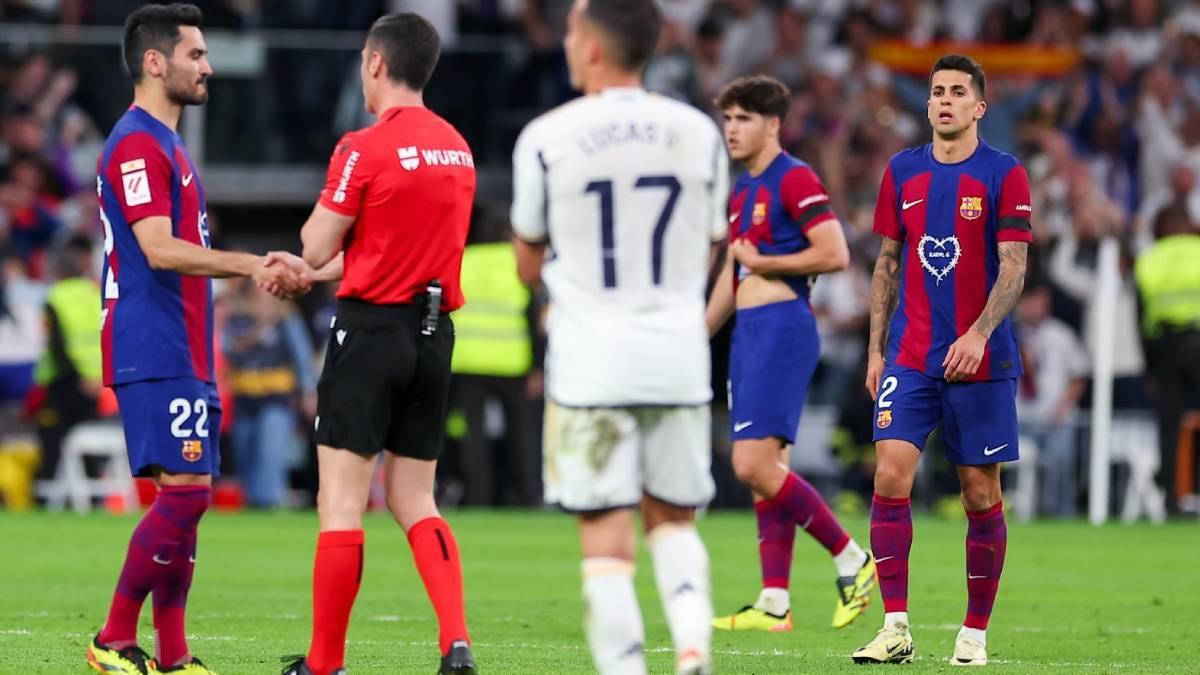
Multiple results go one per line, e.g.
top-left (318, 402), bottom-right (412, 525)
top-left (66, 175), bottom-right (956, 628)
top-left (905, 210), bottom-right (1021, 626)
top-left (255, 253), bottom-right (311, 299)
top-left (943, 328), bottom-right (987, 382)
top-left (865, 352), bottom-right (886, 401)
top-left (729, 239), bottom-right (765, 274)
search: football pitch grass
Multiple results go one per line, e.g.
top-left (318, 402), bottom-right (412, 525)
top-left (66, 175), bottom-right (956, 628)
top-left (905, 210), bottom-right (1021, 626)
top-left (1, 511), bottom-right (1197, 674)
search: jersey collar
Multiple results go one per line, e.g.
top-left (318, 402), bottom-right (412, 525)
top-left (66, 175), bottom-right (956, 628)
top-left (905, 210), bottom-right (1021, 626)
top-left (379, 105), bottom-right (426, 122)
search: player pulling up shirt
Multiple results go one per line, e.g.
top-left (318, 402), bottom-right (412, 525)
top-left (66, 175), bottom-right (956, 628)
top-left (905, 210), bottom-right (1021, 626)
top-left (706, 75), bottom-right (876, 635)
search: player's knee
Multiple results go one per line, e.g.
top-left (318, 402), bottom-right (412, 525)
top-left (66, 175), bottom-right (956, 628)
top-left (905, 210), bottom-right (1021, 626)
top-left (316, 488), bottom-right (366, 529)
top-left (731, 451), bottom-right (769, 488)
top-left (873, 463), bottom-right (912, 498)
top-left (386, 492), bottom-right (438, 531)
top-left (960, 483), bottom-right (1001, 512)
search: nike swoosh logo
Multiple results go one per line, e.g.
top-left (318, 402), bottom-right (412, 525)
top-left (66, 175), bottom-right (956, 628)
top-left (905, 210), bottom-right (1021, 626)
top-left (800, 515), bottom-right (814, 529)
top-left (902, 199), bottom-right (923, 210)
top-left (152, 554), bottom-right (171, 565)
top-left (968, 574), bottom-right (987, 579)
top-left (182, 173), bottom-right (194, 187)
top-left (729, 213), bottom-right (739, 223)
top-left (733, 421), bottom-right (753, 432)
top-left (983, 443), bottom-right (1009, 456)
top-left (874, 556), bottom-right (895, 563)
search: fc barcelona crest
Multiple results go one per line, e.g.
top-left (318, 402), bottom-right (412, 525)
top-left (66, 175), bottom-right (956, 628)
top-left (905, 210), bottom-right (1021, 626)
top-left (182, 440), bottom-right (203, 462)
top-left (959, 196), bottom-right (983, 220)
top-left (876, 410), bottom-right (893, 429)
top-left (752, 202), bottom-right (767, 225)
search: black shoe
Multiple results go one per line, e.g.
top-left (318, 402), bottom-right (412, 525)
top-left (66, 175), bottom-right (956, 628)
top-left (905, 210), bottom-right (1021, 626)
top-left (438, 640), bottom-right (476, 674)
top-left (280, 655), bottom-right (347, 675)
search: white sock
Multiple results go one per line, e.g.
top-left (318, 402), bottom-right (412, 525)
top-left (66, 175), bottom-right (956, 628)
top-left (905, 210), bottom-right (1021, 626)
top-left (648, 523), bottom-right (713, 670)
top-left (582, 558), bottom-right (648, 675)
top-left (833, 538), bottom-right (868, 577)
top-left (959, 625), bottom-right (987, 647)
top-left (754, 587), bottom-right (790, 616)
top-left (884, 611), bottom-right (910, 630)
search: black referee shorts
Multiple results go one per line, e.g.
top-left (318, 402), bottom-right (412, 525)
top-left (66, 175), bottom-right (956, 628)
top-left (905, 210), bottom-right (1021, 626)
top-left (314, 298), bottom-right (454, 461)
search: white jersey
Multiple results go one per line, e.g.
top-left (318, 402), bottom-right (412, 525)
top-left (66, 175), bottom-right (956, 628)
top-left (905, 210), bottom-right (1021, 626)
top-left (512, 88), bottom-right (729, 407)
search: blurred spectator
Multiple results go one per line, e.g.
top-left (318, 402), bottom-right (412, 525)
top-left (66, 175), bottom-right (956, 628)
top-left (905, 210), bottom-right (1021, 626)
top-left (1049, 171), bottom-right (1147, 407)
top-left (223, 279), bottom-right (316, 508)
top-left (514, 0), bottom-right (573, 109)
top-left (645, 16), bottom-right (699, 104)
top-left (0, 245), bottom-right (43, 409)
top-left (809, 262), bottom-right (869, 408)
top-left (716, 0), bottom-right (775, 86)
top-left (1134, 203), bottom-right (1200, 514)
top-left (31, 234), bottom-right (99, 486)
top-left (448, 211), bottom-right (538, 507)
top-left (753, 5), bottom-right (810, 91)
top-left (691, 14), bottom-right (726, 107)
top-left (1106, 0), bottom-right (1164, 69)
top-left (0, 152), bottom-right (64, 277)
top-left (1016, 284), bottom-right (1088, 518)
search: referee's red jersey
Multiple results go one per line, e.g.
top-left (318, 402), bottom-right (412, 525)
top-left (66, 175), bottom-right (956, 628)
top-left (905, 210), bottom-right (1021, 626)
top-left (319, 106), bottom-right (476, 311)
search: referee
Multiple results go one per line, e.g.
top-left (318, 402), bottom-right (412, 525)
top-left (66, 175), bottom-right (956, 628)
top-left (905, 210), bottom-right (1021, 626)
top-left (275, 14), bottom-right (477, 675)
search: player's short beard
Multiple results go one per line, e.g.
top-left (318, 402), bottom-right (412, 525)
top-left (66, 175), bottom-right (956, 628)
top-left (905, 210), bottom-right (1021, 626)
top-left (164, 65), bottom-right (208, 106)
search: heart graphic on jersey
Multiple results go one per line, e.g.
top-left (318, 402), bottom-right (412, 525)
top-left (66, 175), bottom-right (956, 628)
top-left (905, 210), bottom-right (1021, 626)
top-left (917, 235), bottom-right (961, 285)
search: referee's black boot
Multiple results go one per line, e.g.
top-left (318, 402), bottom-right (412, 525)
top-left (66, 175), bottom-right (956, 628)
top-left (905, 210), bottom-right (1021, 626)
top-left (438, 640), bottom-right (476, 674)
top-left (281, 656), bottom-right (347, 675)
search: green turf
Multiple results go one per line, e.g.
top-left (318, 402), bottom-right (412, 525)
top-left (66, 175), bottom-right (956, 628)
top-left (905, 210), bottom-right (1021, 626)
top-left (0, 510), bottom-right (1196, 673)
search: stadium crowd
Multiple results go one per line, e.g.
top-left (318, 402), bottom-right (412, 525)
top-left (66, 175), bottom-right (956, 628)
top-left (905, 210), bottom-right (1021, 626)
top-left (1, 0), bottom-right (1198, 516)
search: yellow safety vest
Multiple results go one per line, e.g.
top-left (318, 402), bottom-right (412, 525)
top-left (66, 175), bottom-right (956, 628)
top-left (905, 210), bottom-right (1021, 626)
top-left (451, 242), bottom-right (532, 377)
top-left (34, 277), bottom-right (102, 384)
top-left (1135, 234), bottom-right (1200, 337)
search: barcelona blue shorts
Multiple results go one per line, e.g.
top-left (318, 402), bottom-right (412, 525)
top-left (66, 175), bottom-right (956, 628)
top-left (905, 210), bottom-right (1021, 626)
top-left (728, 299), bottom-right (819, 444)
top-left (872, 365), bottom-right (1018, 465)
top-left (115, 377), bottom-right (222, 476)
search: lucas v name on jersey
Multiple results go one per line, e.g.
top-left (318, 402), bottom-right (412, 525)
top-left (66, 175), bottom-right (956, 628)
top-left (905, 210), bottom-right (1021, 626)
top-left (576, 120), bottom-right (680, 156)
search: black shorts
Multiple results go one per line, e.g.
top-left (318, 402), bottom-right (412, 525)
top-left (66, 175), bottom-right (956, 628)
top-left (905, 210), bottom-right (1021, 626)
top-left (314, 298), bottom-right (454, 460)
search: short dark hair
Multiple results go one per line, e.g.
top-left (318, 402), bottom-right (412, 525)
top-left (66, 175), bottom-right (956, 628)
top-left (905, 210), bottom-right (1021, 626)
top-left (122, 3), bottom-right (204, 82)
top-left (715, 75), bottom-right (791, 120)
top-left (930, 54), bottom-right (986, 99)
top-left (583, 0), bottom-right (662, 72)
top-left (366, 13), bottom-right (441, 90)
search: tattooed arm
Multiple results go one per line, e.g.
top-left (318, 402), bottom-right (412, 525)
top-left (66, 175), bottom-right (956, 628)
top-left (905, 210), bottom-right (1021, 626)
top-left (943, 241), bottom-right (1029, 381)
top-left (865, 237), bottom-right (903, 399)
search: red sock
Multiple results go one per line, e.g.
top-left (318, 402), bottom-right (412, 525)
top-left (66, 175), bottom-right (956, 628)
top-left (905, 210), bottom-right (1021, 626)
top-left (773, 472), bottom-right (851, 554)
top-left (870, 494), bottom-right (913, 614)
top-left (151, 487), bottom-right (209, 667)
top-left (307, 530), bottom-right (364, 675)
top-left (408, 517), bottom-right (469, 654)
top-left (755, 497), bottom-right (795, 590)
top-left (964, 502), bottom-right (1007, 630)
top-left (99, 486), bottom-right (208, 649)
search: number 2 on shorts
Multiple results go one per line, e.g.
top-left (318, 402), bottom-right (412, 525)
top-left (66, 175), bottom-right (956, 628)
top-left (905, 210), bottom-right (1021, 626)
top-left (877, 376), bottom-right (899, 409)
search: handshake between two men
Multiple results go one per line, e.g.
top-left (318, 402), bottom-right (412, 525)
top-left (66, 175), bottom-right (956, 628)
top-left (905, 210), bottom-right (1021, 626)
top-left (252, 251), bottom-right (343, 300)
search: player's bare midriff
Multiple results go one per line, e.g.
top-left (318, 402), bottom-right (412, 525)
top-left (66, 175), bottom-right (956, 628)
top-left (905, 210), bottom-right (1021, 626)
top-left (736, 273), bottom-right (799, 309)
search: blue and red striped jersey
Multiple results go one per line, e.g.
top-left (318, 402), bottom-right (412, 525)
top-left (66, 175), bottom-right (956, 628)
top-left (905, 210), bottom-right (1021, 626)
top-left (729, 152), bottom-right (838, 298)
top-left (874, 140), bottom-right (1032, 381)
top-left (98, 105), bottom-right (213, 386)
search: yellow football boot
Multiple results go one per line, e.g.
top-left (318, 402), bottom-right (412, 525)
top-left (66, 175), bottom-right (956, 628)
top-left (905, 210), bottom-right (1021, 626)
top-left (833, 553), bottom-right (877, 628)
top-left (711, 605), bottom-right (793, 632)
top-left (86, 637), bottom-right (154, 674)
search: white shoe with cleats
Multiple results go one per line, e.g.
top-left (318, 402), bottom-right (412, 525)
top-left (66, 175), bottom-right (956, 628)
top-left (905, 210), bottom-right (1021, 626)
top-left (950, 634), bottom-right (988, 666)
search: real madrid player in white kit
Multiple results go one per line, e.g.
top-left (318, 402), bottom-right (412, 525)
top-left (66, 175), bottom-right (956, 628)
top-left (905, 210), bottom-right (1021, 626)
top-left (510, 1), bottom-right (728, 674)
